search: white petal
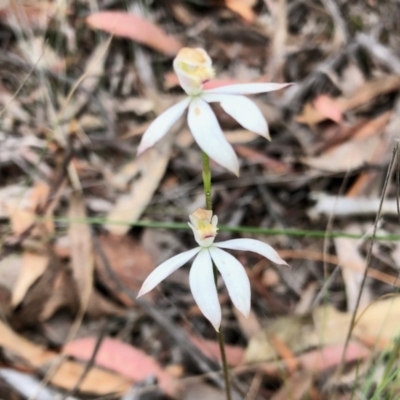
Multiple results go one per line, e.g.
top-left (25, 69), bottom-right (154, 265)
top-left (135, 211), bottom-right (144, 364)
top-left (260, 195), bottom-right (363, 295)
top-left (215, 239), bottom-right (288, 266)
top-left (202, 93), bottom-right (269, 138)
top-left (203, 82), bottom-right (292, 95)
top-left (188, 98), bottom-right (239, 175)
top-left (209, 247), bottom-right (251, 318)
top-left (189, 249), bottom-right (221, 330)
top-left (137, 247), bottom-right (201, 297)
top-left (137, 98), bottom-right (191, 154)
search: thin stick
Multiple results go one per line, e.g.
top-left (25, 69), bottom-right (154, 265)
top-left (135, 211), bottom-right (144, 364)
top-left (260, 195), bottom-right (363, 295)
top-left (335, 140), bottom-right (399, 380)
top-left (202, 151), bottom-right (232, 400)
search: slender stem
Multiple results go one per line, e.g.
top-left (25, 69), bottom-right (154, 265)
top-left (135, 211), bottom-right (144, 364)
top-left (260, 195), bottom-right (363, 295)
top-left (202, 151), bottom-right (232, 400)
top-left (202, 151), bottom-right (212, 210)
top-left (217, 329), bottom-right (232, 399)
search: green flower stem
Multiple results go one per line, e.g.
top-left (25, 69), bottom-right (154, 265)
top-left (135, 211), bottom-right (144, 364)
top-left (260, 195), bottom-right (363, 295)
top-left (202, 151), bottom-right (232, 400)
top-left (202, 151), bottom-right (212, 211)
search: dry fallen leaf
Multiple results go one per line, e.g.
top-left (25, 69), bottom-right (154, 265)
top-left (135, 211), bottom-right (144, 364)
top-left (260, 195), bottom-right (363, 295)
top-left (302, 133), bottom-right (381, 172)
top-left (95, 233), bottom-right (155, 304)
top-left (105, 135), bottom-right (173, 235)
top-left (297, 75), bottom-right (400, 125)
top-left (245, 297), bottom-right (400, 363)
top-left (225, 0), bottom-right (256, 22)
top-left (313, 95), bottom-right (343, 123)
top-left (11, 251), bottom-right (49, 308)
top-left (59, 39), bottom-right (109, 122)
top-left (63, 337), bottom-right (180, 397)
top-left (334, 227), bottom-right (372, 312)
top-left (0, 0), bottom-right (58, 30)
top-left (40, 269), bottom-right (78, 321)
top-left (182, 382), bottom-right (226, 400)
top-left (298, 342), bottom-right (370, 372)
top-left (86, 11), bottom-right (182, 56)
top-left (6, 182), bottom-right (53, 236)
top-left (68, 193), bottom-right (94, 308)
top-left (270, 370), bottom-right (313, 400)
top-left (189, 334), bottom-right (245, 367)
top-left (0, 320), bottom-right (131, 394)
top-left (308, 193), bottom-right (400, 219)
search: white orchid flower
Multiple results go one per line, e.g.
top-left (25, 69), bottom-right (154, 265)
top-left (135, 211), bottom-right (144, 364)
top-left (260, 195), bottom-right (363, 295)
top-left (137, 47), bottom-right (291, 176)
top-left (137, 208), bottom-right (288, 331)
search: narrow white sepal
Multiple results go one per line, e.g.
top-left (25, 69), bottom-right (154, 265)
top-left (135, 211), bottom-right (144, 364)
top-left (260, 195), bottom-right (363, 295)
top-left (202, 93), bottom-right (269, 138)
top-left (188, 97), bottom-right (239, 176)
top-left (137, 97), bottom-right (191, 154)
top-left (203, 82), bottom-right (292, 95)
top-left (137, 247), bottom-right (201, 297)
top-left (189, 249), bottom-right (221, 331)
top-left (209, 247), bottom-right (251, 318)
top-left (215, 239), bottom-right (288, 266)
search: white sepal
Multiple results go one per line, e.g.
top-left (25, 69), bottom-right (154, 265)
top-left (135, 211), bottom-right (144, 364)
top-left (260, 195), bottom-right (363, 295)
top-left (137, 97), bottom-right (191, 154)
top-left (137, 247), bottom-right (201, 297)
top-left (209, 247), bottom-right (251, 318)
top-left (202, 93), bottom-right (269, 138)
top-left (204, 82), bottom-right (292, 95)
top-left (188, 98), bottom-right (239, 176)
top-left (215, 238), bottom-right (288, 266)
top-left (189, 249), bottom-right (221, 331)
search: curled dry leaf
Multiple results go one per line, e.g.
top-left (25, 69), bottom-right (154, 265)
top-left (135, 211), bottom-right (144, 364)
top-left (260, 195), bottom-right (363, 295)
top-left (5, 182), bottom-right (53, 236)
top-left (11, 251), bottom-right (49, 308)
top-left (86, 11), bottom-right (182, 56)
top-left (63, 337), bottom-right (180, 397)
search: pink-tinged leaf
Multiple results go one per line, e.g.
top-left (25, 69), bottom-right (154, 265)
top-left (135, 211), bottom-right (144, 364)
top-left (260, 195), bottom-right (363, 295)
top-left (299, 342), bottom-right (370, 372)
top-left (313, 95), bottom-right (343, 123)
top-left (86, 12), bottom-right (182, 56)
top-left (189, 334), bottom-right (244, 367)
top-left (63, 337), bottom-right (180, 396)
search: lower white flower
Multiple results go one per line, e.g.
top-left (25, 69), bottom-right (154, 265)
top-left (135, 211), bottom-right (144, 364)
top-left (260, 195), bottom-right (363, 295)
top-left (137, 209), bottom-right (288, 331)
top-left (137, 47), bottom-right (291, 176)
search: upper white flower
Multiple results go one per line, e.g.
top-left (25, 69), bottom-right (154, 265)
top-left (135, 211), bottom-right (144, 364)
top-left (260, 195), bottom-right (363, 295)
top-left (137, 208), bottom-right (288, 331)
top-left (137, 47), bottom-right (291, 176)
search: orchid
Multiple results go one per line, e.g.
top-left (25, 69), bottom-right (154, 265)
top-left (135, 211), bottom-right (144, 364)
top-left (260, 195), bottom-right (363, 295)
top-left (138, 209), bottom-right (288, 330)
top-left (137, 47), bottom-right (290, 176)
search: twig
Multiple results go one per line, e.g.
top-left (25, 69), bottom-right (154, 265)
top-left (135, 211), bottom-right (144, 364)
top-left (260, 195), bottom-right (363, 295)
top-left (59, 320), bottom-right (108, 400)
top-left (335, 139), bottom-right (399, 380)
